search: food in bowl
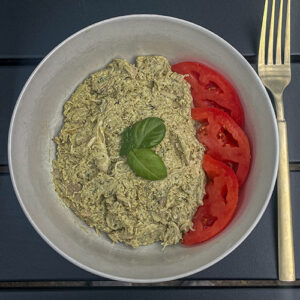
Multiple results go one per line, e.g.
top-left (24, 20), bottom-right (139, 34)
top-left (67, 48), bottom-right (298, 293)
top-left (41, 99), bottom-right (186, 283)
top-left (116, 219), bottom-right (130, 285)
top-left (172, 62), bottom-right (251, 244)
top-left (52, 56), bottom-right (206, 248)
top-left (52, 55), bottom-right (251, 248)
top-left (172, 62), bottom-right (251, 186)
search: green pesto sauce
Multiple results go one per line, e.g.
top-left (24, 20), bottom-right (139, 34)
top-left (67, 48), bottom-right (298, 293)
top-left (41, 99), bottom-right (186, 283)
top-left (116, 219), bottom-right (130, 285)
top-left (52, 56), bottom-right (205, 248)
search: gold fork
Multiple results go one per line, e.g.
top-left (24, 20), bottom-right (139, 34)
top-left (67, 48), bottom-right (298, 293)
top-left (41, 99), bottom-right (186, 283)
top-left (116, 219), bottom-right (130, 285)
top-left (258, 0), bottom-right (295, 281)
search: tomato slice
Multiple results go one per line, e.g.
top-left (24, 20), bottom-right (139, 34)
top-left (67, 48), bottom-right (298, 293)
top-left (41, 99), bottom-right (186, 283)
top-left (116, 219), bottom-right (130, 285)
top-left (182, 154), bottom-right (239, 245)
top-left (172, 62), bottom-right (244, 127)
top-left (192, 107), bottom-right (250, 186)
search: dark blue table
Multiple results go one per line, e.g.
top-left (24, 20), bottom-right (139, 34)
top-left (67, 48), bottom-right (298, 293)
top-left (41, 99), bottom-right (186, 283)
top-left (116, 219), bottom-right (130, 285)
top-left (1, 1), bottom-right (300, 299)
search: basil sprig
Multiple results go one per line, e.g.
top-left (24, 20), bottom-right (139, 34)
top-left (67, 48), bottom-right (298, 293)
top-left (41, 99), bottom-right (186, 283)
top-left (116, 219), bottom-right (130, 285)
top-left (127, 149), bottom-right (167, 181)
top-left (131, 117), bottom-right (166, 149)
top-left (119, 117), bottom-right (167, 181)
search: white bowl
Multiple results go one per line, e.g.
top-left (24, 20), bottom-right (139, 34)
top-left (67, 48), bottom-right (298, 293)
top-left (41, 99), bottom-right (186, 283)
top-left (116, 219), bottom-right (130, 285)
top-left (8, 15), bottom-right (278, 283)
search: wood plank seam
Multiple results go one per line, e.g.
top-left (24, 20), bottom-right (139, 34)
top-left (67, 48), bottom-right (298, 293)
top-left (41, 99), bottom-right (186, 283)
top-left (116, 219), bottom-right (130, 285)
top-left (0, 280), bottom-right (299, 288)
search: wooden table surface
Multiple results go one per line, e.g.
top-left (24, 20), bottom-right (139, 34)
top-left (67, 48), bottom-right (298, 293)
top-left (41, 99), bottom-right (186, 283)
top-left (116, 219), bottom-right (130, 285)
top-left (1, 0), bottom-right (300, 299)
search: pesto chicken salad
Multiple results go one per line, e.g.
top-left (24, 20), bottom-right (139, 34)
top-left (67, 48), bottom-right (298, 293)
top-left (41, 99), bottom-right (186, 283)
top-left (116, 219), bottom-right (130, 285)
top-left (52, 56), bottom-right (206, 248)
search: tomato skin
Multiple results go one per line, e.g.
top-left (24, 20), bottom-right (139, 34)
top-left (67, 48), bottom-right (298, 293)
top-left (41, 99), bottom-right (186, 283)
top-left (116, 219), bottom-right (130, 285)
top-left (192, 107), bottom-right (250, 186)
top-left (182, 154), bottom-right (239, 245)
top-left (172, 62), bottom-right (244, 127)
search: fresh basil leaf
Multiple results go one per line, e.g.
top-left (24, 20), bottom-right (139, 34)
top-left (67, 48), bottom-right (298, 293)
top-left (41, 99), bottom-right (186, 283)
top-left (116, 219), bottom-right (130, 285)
top-left (127, 148), bottom-right (167, 181)
top-left (132, 117), bottom-right (166, 149)
top-left (119, 118), bottom-right (168, 181)
top-left (119, 127), bottom-right (133, 156)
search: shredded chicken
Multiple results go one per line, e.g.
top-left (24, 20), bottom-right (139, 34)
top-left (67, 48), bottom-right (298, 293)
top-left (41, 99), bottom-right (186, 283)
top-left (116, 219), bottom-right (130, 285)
top-left (52, 56), bottom-right (206, 248)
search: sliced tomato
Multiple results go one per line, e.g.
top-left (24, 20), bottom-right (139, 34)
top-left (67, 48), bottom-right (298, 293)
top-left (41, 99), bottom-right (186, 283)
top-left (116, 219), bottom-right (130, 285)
top-left (172, 62), bottom-right (244, 127)
top-left (192, 107), bottom-right (250, 186)
top-left (182, 154), bottom-right (239, 245)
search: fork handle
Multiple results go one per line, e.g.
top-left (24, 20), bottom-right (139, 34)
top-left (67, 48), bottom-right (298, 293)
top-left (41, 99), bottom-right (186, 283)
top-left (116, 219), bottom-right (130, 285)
top-left (277, 119), bottom-right (295, 281)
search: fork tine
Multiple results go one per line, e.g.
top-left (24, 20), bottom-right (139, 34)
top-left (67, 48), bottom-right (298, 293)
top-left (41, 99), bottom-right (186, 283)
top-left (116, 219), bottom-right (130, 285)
top-left (268, 0), bottom-right (276, 64)
top-left (284, 0), bottom-right (291, 64)
top-left (276, 0), bottom-right (283, 64)
top-left (259, 0), bottom-right (269, 66)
